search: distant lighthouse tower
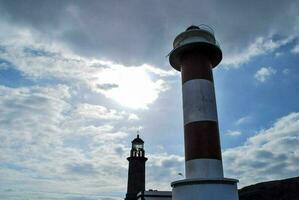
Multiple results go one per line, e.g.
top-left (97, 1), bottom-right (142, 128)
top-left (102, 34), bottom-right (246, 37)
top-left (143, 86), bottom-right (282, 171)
top-left (125, 134), bottom-right (147, 200)
top-left (169, 25), bottom-right (239, 200)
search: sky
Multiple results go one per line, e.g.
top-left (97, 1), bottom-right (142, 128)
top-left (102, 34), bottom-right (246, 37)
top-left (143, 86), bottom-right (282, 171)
top-left (0, 0), bottom-right (299, 199)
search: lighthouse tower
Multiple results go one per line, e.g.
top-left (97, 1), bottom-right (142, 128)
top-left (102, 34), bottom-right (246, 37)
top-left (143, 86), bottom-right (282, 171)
top-left (169, 25), bottom-right (239, 200)
top-left (125, 134), bottom-right (147, 200)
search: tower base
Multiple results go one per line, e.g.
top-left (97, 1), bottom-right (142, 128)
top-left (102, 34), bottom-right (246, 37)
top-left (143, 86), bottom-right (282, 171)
top-left (171, 178), bottom-right (239, 200)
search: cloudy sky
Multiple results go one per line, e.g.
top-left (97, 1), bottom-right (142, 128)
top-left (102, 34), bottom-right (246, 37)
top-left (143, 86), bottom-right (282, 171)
top-left (1, 0), bottom-right (299, 199)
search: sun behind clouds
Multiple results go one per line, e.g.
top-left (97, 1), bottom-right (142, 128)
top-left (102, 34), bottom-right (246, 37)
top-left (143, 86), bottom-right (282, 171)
top-left (95, 64), bottom-right (169, 109)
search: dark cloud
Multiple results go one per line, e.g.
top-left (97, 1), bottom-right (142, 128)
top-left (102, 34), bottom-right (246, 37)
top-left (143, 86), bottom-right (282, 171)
top-left (275, 154), bottom-right (288, 162)
top-left (254, 150), bottom-right (274, 160)
top-left (0, 46), bottom-right (6, 53)
top-left (0, 0), bottom-right (68, 30)
top-left (69, 197), bottom-right (97, 200)
top-left (1, 0), bottom-right (299, 67)
top-left (161, 158), bottom-right (182, 169)
top-left (248, 160), bottom-right (268, 168)
top-left (263, 162), bottom-right (288, 176)
top-left (147, 155), bottom-right (184, 188)
top-left (65, 162), bottom-right (98, 176)
top-left (223, 112), bottom-right (299, 187)
top-left (97, 83), bottom-right (119, 90)
top-left (23, 47), bottom-right (56, 57)
top-left (114, 146), bottom-right (125, 156)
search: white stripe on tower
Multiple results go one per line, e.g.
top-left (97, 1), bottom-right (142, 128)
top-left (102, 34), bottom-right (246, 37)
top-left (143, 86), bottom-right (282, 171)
top-left (185, 159), bottom-right (223, 178)
top-left (183, 79), bottom-right (218, 125)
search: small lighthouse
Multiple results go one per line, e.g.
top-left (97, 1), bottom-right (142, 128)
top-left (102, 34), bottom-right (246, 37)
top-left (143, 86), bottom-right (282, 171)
top-left (125, 134), bottom-right (147, 200)
top-left (169, 25), bottom-right (239, 200)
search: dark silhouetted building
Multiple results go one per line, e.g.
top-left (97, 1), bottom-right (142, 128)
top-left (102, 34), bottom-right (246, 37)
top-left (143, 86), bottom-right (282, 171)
top-left (125, 134), bottom-right (147, 200)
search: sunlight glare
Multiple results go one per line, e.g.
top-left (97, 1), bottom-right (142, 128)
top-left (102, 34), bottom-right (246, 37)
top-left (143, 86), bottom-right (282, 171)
top-left (95, 66), bottom-right (166, 109)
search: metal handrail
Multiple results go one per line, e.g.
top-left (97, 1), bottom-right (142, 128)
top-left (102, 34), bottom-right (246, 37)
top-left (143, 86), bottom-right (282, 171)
top-left (198, 24), bottom-right (215, 35)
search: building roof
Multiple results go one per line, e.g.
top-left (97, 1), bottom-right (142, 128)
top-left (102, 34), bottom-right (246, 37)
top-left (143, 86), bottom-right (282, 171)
top-left (132, 134), bottom-right (144, 144)
top-left (137, 190), bottom-right (172, 199)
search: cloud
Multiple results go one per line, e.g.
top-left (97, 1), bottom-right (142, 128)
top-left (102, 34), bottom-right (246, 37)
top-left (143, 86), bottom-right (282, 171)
top-left (235, 116), bottom-right (251, 126)
top-left (74, 103), bottom-right (139, 121)
top-left (69, 197), bottom-right (98, 200)
top-left (0, 61), bottom-right (9, 69)
top-left (128, 114), bottom-right (140, 121)
top-left (146, 153), bottom-right (184, 190)
top-left (222, 36), bottom-right (293, 68)
top-left (0, 82), bottom-right (175, 200)
top-left (0, 19), bottom-right (174, 109)
top-left (0, 85), bottom-right (136, 199)
top-left (0, 84), bottom-right (70, 150)
top-left (254, 67), bottom-right (276, 82)
top-left (223, 112), bottom-right (299, 187)
top-left (291, 44), bottom-right (299, 54)
top-left (225, 130), bottom-right (242, 137)
top-left (65, 162), bottom-right (98, 176)
top-left (275, 52), bottom-right (283, 57)
top-left (1, 0), bottom-right (299, 68)
top-left (0, 13), bottom-right (179, 198)
top-left (93, 64), bottom-right (171, 109)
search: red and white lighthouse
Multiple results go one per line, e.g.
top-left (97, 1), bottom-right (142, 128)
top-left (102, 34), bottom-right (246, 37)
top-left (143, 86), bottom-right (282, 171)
top-left (169, 25), bottom-right (239, 200)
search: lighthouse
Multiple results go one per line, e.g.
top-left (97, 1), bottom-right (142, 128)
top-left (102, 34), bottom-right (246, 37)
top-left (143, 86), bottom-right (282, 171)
top-left (125, 134), bottom-right (147, 200)
top-left (169, 25), bottom-right (239, 200)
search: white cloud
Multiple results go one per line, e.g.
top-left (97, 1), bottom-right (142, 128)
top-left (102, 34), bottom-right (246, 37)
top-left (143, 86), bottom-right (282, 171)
top-left (146, 153), bottom-right (184, 190)
top-left (93, 65), bottom-right (170, 109)
top-left (0, 84), bottom-right (70, 149)
top-left (74, 103), bottom-right (139, 121)
top-left (223, 112), bottom-right (299, 187)
top-left (275, 52), bottom-right (283, 57)
top-left (0, 62), bottom-right (9, 70)
top-left (225, 130), bottom-right (242, 137)
top-left (0, 84), bottom-right (183, 199)
top-left (0, 20), bottom-right (174, 109)
top-left (254, 67), bottom-right (276, 82)
top-left (222, 36), bottom-right (293, 68)
top-left (0, 85), bottom-right (137, 199)
top-left (291, 44), bottom-right (299, 54)
top-left (128, 113), bottom-right (140, 121)
top-left (235, 116), bottom-right (251, 125)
